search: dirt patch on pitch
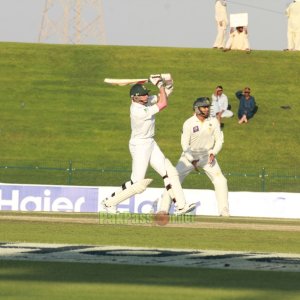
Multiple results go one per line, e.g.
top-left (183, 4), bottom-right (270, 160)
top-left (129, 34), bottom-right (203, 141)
top-left (0, 215), bottom-right (99, 224)
top-left (165, 222), bottom-right (300, 232)
top-left (1, 214), bottom-right (300, 232)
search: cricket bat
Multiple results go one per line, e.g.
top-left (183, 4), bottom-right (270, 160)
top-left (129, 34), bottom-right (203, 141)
top-left (104, 78), bottom-right (149, 86)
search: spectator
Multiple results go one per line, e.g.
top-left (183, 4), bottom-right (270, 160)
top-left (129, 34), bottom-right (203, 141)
top-left (210, 88), bottom-right (221, 122)
top-left (223, 26), bottom-right (251, 53)
top-left (211, 86), bottom-right (234, 124)
top-left (235, 87), bottom-right (257, 124)
top-left (213, 0), bottom-right (228, 49)
top-left (285, 0), bottom-right (300, 51)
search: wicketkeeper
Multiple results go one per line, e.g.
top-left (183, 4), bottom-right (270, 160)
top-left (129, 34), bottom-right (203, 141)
top-left (158, 97), bottom-right (230, 216)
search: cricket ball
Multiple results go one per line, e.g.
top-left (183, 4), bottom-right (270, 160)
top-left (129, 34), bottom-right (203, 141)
top-left (154, 211), bottom-right (169, 226)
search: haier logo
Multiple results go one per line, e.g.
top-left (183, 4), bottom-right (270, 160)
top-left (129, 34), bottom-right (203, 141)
top-left (0, 184), bottom-right (201, 214)
top-left (0, 185), bottom-right (99, 212)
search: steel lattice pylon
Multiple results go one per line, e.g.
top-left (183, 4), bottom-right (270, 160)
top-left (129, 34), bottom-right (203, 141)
top-left (39, 0), bottom-right (106, 45)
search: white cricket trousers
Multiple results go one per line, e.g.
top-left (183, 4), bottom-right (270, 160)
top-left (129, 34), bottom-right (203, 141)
top-left (221, 110), bottom-right (234, 118)
top-left (287, 30), bottom-right (300, 50)
top-left (213, 22), bottom-right (227, 48)
top-left (129, 139), bottom-right (167, 183)
top-left (176, 154), bottom-right (229, 215)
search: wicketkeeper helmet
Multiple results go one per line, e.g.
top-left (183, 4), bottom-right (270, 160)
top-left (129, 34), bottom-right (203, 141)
top-left (193, 97), bottom-right (211, 109)
top-left (193, 97), bottom-right (211, 117)
top-left (130, 84), bottom-right (150, 97)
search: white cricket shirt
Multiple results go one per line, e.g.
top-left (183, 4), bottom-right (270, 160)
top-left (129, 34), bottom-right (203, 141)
top-left (129, 96), bottom-right (159, 145)
top-left (181, 114), bottom-right (224, 162)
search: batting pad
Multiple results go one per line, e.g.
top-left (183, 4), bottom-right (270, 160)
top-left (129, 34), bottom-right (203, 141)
top-left (165, 159), bottom-right (186, 209)
top-left (105, 178), bottom-right (153, 206)
top-left (158, 190), bottom-right (173, 213)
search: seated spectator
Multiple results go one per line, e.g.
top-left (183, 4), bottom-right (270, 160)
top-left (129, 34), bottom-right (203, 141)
top-left (235, 87), bottom-right (257, 124)
top-left (223, 26), bottom-right (251, 53)
top-left (210, 88), bottom-right (221, 122)
top-left (211, 86), bottom-right (234, 124)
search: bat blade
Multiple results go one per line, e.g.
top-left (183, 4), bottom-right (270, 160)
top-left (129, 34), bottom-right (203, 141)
top-left (104, 78), bottom-right (149, 86)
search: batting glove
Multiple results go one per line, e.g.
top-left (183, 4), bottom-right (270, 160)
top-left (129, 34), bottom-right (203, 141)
top-left (161, 73), bottom-right (172, 84)
top-left (150, 74), bottom-right (164, 89)
top-left (165, 83), bottom-right (174, 97)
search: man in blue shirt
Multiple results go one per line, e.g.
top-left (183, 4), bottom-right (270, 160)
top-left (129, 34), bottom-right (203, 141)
top-left (236, 87), bottom-right (257, 124)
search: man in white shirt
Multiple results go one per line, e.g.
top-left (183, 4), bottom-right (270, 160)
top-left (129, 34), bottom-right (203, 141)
top-left (224, 26), bottom-right (250, 52)
top-left (158, 97), bottom-right (230, 217)
top-left (286, 0), bottom-right (300, 51)
top-left (211, 86), bottom-right (234, 123)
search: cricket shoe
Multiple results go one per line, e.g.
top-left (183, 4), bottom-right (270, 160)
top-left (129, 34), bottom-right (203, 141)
top-left (102, 199), bottom-right (119, 214)
top-left (174, 203), bottom-right (196, 216)
top-left (220, 207), bottom-right (230, 217)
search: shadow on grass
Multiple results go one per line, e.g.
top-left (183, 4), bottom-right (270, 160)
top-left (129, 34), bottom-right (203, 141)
top-left (0, 260), bottom-right (299, 292)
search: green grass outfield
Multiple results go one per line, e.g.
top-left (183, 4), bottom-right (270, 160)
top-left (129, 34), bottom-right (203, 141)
top-left (0, 43), bottom-right (300, 299)
top-left (1, 261), bottom-right (299, 300)
top-left (0, 42), bottom-right (299, 189)
top-left (1, 212), bottom-right (300, 253)
top-left (1, 212), bottom-right (300, 300)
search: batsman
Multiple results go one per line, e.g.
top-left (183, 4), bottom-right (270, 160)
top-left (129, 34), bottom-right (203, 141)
top-left (158, 97), bottom-right (230, 217)
top-left (102, 74), bottom-right (196, 215)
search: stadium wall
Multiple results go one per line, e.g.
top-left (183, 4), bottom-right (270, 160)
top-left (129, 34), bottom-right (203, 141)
top-left (0, 183), bottom-right (299, 219)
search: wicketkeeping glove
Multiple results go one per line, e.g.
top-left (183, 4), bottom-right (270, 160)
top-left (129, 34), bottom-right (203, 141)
top-left (149, 74), bottom-right (164, 89)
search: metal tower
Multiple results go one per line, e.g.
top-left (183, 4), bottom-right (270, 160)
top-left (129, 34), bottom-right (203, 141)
top-left (38, 0), bottom-right (106, 45)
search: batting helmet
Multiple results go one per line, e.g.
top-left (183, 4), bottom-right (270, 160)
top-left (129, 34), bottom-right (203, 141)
top-left (130, 84), bottom-right (150, 97)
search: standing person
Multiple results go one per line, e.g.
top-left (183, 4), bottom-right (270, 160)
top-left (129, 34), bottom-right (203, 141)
top-left (236, 87), bottom-right (257, 124)
top-left (102, 74), bottom-right (196, 215)
top-left (211, 85), bottom-right (233, 124)
top-left (285, 0), bottom-right (300, 51)
top-left (158, 97), bottom-right (229, 217)
top-left (223, 26), bottom-right (251, 53)
top-left (213, 0), bottom-right (228, 49)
